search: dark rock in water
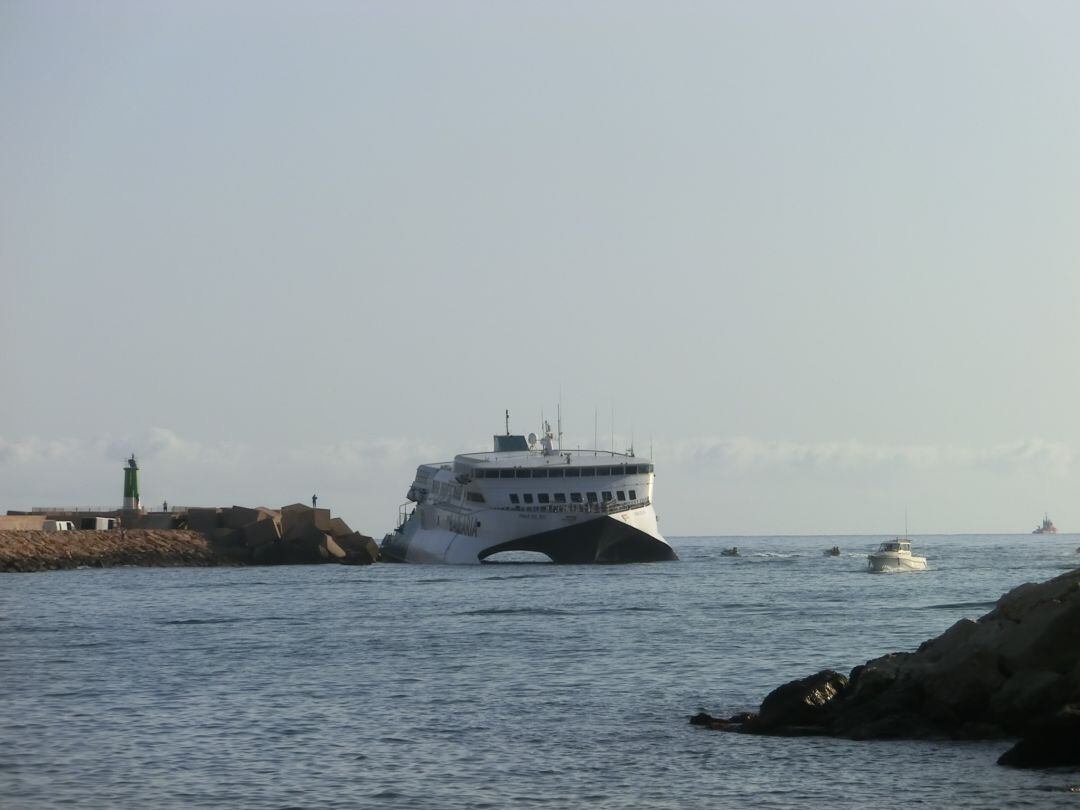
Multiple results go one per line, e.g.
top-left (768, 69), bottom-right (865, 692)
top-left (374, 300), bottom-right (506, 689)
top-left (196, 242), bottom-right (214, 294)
top-left (748, 670), bottom-right (849, 733)
top-left (689, 711), bottom-right (755, 730)
top-left (689, 712), bottom-right (730, 729)
top-left (694, 567), bottom-right (1080, 768)
top-left (998, 705), bottom-right (1080, 768)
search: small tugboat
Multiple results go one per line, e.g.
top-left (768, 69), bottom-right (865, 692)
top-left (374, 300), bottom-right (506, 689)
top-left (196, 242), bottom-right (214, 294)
top-left (720, 547), bottom-right (740, 557)
top-left (1032, 514), bottom-right (1058, 534)
top-left (867, 538), bottom-right (927, 573)
top-left (824, 546), bottom-right (841, 557)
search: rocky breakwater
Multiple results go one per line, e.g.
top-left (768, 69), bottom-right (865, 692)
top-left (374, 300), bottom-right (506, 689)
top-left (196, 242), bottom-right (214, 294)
top-left (691, 567), bottom-right (1080, 769)
top-left (0, 529), bottom-right (217, 572)
top-left (182, 503), bottom-right (380, 566)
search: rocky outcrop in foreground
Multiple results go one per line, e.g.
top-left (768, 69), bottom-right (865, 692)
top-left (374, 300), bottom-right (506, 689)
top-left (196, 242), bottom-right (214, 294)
top-left (0, 530), bottom-right (217, 572)
top-left (691, 567), bottom-right (1080, 769)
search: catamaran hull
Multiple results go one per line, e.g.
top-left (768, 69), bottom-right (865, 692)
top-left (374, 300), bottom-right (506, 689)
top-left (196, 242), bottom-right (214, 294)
top-left (382, 508), bottom-right (677, 565)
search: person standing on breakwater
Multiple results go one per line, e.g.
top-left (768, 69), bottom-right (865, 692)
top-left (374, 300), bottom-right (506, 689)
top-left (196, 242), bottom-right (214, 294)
top-left (312, 494), bottom-right (318, 509)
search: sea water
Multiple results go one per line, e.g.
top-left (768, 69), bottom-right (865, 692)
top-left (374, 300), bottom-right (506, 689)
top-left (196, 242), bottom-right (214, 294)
top-left (3, 534), bottom-right (1079, 809)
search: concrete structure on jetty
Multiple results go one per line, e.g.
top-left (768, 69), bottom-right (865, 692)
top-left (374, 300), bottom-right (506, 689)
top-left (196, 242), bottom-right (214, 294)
top-left (2, 456), bottom-right (379, 570)
top-left (179, 502), bottom-right (380, 566)
top-left (690, 566), bottom-right (1080, 769)
top-left (2, 503), bottom-right (380, 571)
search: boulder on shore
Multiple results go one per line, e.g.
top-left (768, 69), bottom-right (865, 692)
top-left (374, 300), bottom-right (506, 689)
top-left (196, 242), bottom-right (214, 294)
top-left (692, 567), bottom-right (1080, 769)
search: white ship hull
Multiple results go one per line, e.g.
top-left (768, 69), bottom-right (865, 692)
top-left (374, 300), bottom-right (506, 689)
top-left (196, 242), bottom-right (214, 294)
top-left (867, 551), bottom-right (928, 573)
top-left (382, 421), bottom-right (677, 565)
top-left (383, 500), bottom-right (674, 564)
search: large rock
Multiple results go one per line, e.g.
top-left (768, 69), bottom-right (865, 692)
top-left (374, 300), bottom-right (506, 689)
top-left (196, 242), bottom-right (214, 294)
top-left (998, 704), bottom-right (1080, 768)
top-left (748, 670), bottom-right (849, 733)
top-left (696, 567), bottom-right (1080, 767)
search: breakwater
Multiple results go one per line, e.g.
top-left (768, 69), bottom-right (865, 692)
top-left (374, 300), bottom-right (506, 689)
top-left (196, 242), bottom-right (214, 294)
top-left (0, 529), bottom-right (217, 573)
top-left (1, 502), bottom-right (380, 572)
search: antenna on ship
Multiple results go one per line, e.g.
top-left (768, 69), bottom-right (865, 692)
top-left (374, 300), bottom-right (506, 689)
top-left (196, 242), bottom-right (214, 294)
top-left (505, 409), bottom-right (510, 435)
top-left (594, 407), bottom-right (598, 456)
top-left (557, 399), bottom-right (563, 451)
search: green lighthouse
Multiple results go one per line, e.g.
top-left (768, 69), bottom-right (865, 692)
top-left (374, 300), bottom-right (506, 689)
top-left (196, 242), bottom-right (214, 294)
top-left (123, 454), bottom-right (141, 511)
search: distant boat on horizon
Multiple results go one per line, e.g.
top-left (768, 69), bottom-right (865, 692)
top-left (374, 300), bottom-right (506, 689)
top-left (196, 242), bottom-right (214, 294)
top-left (1032, 514), bottom-right (1058, 534)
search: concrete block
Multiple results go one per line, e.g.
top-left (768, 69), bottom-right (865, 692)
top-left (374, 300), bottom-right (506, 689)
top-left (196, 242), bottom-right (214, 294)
top-left (186, 508), bottom-right (221, 535)
top-left (210, 527), bottom-right (244, 548)
top-left (225, 506), bottom-right (262, 530)
top-left (280, 504), bottom-right (332, 534)
top-left (242, 518), bottom-right (281, 548)
top-left (328, 516), bottom-right (353, 538)
top-left (281, 504), bottom-right (314, 536)
top-left (281, 524), bottom-right (328, 564)
top-left (132, 513), bottom-right (175, 530)
top-left (332, 531), bottom-right (380, 565)
top-left (250, 541), bottom-right (284, 565)
top-left (283, 522), bottom-right (326, 548)
top-left (0, 515), bottom-right (47, 530)
top-left (322, 536), bottom-right (347, 559)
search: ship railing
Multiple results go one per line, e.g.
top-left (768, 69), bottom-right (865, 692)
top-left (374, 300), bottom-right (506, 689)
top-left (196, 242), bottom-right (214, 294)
top-left (396, 502), bottom-right (414, 530)
top-left (29, 506), bottom-right (121, 514)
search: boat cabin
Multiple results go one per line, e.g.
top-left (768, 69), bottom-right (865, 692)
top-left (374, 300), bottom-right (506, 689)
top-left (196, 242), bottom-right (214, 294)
top-left (877, 540), bottom-right (911, 553)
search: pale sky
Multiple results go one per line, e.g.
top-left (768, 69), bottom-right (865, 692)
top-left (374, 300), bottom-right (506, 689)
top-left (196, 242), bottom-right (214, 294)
top-left (3, 1), bottom-right (1079, 536)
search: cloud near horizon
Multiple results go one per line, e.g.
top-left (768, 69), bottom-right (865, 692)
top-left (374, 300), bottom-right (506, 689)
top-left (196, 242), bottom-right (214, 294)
top-left (2, 429), bottom-right (1073, 477)
top-left (656, 436), bottom-right (1074, 477)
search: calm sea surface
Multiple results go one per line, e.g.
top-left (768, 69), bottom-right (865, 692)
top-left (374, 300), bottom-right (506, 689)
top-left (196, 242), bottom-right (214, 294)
top-left (3, 534), bottom-right (1079, 809)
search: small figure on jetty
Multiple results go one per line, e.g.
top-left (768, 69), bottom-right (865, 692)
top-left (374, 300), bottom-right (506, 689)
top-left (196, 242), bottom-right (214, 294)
top-left (312, 493), bottom-right (318, 509)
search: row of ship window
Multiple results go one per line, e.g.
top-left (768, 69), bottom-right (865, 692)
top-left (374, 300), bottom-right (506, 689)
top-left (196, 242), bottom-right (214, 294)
top-left (473, 464), bottom-right (653, 480)
top-left (507, 489), bottom-right (637, 506)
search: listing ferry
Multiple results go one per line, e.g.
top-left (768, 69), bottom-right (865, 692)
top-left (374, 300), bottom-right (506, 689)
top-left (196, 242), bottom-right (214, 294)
top-left (380, 419), bottom-right (677, 564)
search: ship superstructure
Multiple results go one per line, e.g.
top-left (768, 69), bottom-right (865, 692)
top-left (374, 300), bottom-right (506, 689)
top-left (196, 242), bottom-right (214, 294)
top-left (381, 421), bottom-right (677, 564)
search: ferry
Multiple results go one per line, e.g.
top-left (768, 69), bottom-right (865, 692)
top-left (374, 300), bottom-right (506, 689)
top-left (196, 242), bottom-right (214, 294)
top-left (380, 418), bottom-right (677, 564)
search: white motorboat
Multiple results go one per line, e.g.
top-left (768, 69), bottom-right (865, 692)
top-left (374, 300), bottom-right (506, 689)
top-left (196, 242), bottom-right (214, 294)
top-left (380, 416), bottom-right (677, 565)
top-left (867, 538), bottom-right (927, 573)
